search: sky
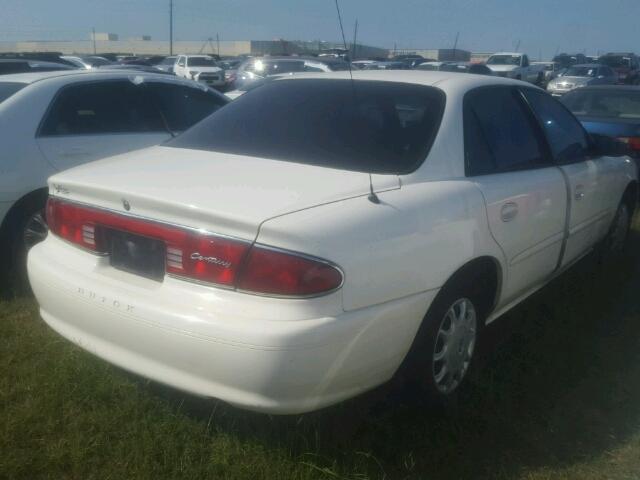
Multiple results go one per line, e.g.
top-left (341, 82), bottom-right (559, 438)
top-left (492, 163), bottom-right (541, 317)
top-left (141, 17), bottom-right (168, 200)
top-left (1, 0), bottom-right (639, 59)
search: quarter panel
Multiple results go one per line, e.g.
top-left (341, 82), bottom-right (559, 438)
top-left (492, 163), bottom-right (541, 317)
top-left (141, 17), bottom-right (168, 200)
top-left (256, 180), bottom-right (502, 312)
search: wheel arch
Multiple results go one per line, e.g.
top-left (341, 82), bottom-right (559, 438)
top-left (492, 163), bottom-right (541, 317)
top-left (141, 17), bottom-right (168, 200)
top-left (436, 255), bottom-right (502, 324)
top-left (0, 187), bottom-right (49, 243)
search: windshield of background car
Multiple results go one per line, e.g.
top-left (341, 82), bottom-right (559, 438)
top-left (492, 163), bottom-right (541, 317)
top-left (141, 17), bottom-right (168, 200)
top-left (599, 56), bottom-right (631, 68)
top-left (561, 89), bottom-right (640, 119)
top-left (86, 57), bottom-right (111, 66)
top-left (169, 79), bottom-right (446, 174)
top-left (188, 57), bottom-right (217, 67)
top-left (160, 57), bottom-right (176, 65)
top-left (0, 82), bottom-right (26, 103)
top-left (248, 60), bottom-right (305, 75)
top-left (564, 66), bottom-right (597, 77)
top-left (324, 62), bottom-right (350, 71)
top-left (487, 55), bottom-right (520, 65)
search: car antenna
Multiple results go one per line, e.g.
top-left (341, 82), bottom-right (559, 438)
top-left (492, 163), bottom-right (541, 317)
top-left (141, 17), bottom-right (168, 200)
top-left (333, 0), bottom-right (380, 204)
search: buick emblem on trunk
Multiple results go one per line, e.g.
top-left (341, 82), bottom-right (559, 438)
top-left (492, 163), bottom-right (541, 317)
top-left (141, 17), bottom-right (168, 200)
top-left (190, 252), bottom-right (232, 268)
top-left (122, 199), bottom-right (131, 211)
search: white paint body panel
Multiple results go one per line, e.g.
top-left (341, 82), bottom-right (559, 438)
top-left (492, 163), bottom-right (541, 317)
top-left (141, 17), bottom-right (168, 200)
top-left (27, 70), bottom-right (638, 413)
top-left (472, 167), bottom-right (567, 304)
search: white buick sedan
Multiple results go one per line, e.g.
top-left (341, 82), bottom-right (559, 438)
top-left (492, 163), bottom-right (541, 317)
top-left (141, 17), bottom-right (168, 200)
top-left (28, 71), bottom-right (638, 414)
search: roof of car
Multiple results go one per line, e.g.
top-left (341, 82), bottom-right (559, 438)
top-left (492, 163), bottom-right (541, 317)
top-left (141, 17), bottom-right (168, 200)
top-left (570, 63), bottom-right (605, 68)
top-left (0, 68), bottom-right (192, 85)
top-left (264, 69), bottom-right (533, 91)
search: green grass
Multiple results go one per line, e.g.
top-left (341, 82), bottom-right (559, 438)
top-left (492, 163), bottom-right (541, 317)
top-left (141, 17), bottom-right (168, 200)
top-left (2, 216), bottom-right (640, 479)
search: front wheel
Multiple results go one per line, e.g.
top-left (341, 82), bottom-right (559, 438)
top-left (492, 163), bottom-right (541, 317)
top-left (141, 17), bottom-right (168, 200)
top-left (8, 201), bottom-right (48, 287)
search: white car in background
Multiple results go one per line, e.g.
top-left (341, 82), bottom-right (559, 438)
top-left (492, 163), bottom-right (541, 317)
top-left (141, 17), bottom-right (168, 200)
top-left (486, 52), bottom-right (545, 84)
top-left (0, 69), bottom-right (228, 281)
top-left (28, 71), bottom-right (637, 414)
top-left (174, 55), bottom-right (226, 89)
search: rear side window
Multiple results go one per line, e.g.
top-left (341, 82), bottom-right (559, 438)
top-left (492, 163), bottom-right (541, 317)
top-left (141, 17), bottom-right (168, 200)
top-left (145, 83), bottom-right (228, 132)
top-left (168, 79), bottom-right (446, 174)
top-left (40, 81), bottom-right (164, 136)
top-left (0, 82), bottom-right (26, 103)
top-left (464, 87), bottom-right (548, 176)
top-left (521, 88), bottom-right (589, 163)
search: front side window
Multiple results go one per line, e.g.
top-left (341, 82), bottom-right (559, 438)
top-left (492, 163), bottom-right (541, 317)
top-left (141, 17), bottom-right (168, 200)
top-left (522, 88), bottom-right (589, 163)
top-left (177, 57), bottom-right (186, 67)
top-left (464, 87), bottom-right (548, 176)
top-left (146, 83), bottom-right (228, 132)
top-left (169, 79), bottom-right (445, 174)
top-left (39, 81), bottom-right (164, 136)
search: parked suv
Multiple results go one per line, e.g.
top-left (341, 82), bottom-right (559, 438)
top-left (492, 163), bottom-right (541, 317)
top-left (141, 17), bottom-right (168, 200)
top-left (486, 52), bottom-right (545, 84)
top-left (174, 55), bottom-right (226, 89)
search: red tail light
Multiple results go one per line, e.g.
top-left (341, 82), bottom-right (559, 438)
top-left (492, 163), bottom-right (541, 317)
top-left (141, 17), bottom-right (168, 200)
top-left (618, 136), bottom-right (640, 153)
top-left (46, 197), bottom-right (343, 296)
top-left (237, 246), bottom-right (343, 296)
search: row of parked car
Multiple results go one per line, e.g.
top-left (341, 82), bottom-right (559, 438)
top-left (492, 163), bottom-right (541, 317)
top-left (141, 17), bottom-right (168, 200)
top-left (1, 52), bottom-right (639, 415)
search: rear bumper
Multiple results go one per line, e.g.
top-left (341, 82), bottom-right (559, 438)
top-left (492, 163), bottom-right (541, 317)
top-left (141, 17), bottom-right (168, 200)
top-left (28, 235), bottom-right (432, 414)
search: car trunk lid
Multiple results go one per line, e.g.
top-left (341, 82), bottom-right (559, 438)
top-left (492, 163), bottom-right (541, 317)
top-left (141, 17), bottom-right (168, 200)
top-left (47, 145), bottom-right (400, 240)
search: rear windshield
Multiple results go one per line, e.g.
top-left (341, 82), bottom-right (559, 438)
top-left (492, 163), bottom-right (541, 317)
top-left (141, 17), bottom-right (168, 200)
top-left (0, 82), bottom-right (27, 103)
top-left (169, 79), bottom-right (445, 174)
top-left (247, 60), bottom-right (306, 75)
top-left (561, 89), bottom-right (640, 119)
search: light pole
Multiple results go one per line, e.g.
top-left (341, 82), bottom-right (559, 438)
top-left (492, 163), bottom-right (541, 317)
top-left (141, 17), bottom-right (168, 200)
top-left (169, 0), bottom-right (174, 55)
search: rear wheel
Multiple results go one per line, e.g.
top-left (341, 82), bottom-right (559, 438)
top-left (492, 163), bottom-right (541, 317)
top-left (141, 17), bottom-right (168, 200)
top-left (398, 281), bottom-right (485, 400)
top-left (599, 201), bottom-right (631, 263)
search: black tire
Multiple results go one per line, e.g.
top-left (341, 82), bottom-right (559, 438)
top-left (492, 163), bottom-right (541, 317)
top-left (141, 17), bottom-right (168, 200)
top-left (5, 194), bottom-right (48, 288)
top-left (599, 201), bottom-right (632, 265)
top-left (396, 277), bottom-right (486, 401)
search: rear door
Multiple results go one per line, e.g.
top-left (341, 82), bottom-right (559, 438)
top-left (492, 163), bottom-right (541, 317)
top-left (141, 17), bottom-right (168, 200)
top-left (520, 88), bottom-right (616, 267)
top-left (36, 80), bottom-right (171, 172)
top-left (464, 86), bottom-right (567, 303)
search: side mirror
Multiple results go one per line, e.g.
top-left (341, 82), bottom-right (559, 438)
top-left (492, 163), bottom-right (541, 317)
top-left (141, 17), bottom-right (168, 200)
top-left (590, 133), bottom-right (630, 157)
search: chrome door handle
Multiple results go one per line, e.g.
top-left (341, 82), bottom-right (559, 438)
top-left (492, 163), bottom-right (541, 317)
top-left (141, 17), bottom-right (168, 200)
top-left (500, 202), bottom-right (519, 222)
top-left (574, 185), bottom-right (585, 201)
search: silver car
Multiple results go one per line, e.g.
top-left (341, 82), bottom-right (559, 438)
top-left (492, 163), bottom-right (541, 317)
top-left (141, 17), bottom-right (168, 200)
top-left (547, 64), bottom-right (617, 96)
